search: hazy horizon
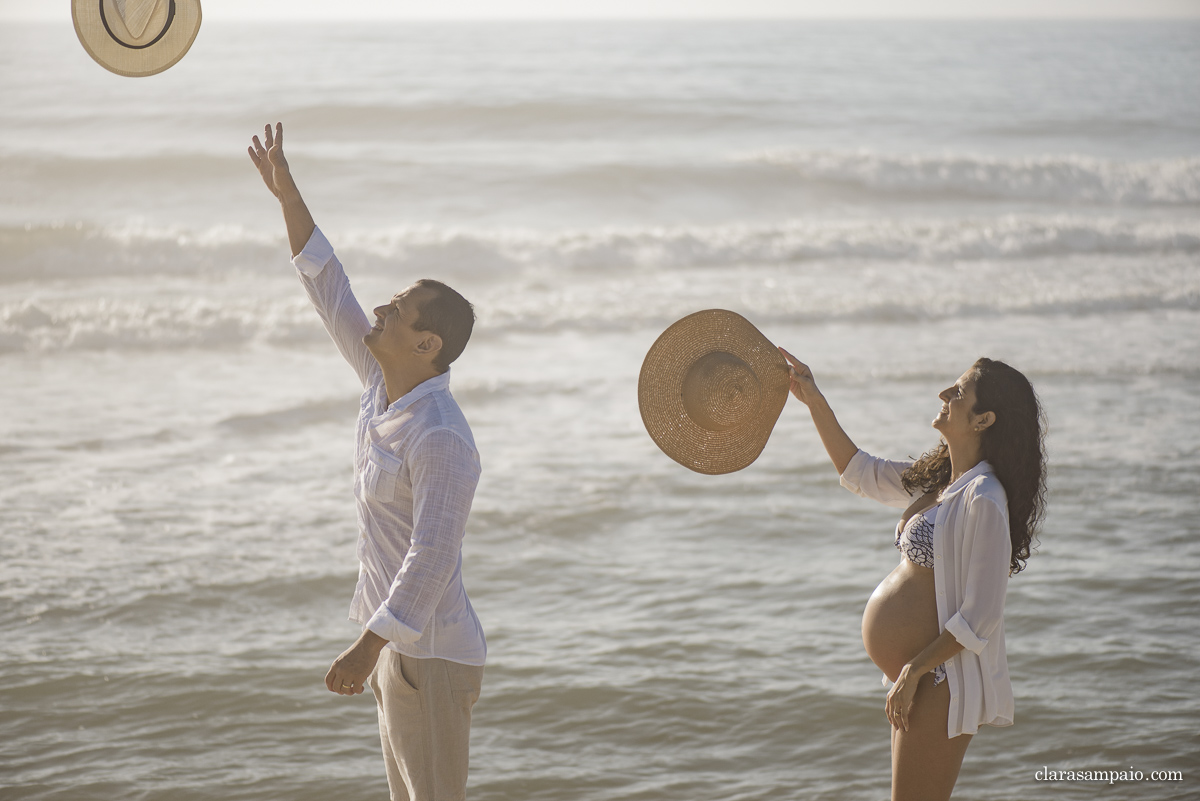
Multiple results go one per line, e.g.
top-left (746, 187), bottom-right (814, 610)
top-left (4, 0), bottom-right (1199, 20)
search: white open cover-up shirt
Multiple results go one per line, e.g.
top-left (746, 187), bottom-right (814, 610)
top-left (840, 449), bottom-right (1015, 738)
top-left (293, 227), bottom-right (486, 666)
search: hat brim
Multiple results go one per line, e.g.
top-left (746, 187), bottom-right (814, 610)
top-left (73, 0), bottom-right (202, 78)
top-left (639, 310), bottom-right (789, 475)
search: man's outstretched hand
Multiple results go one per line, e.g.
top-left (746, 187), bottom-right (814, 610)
top-left (247, 122), bottom-right (315, 257)
top-left (248, 122), bottom-right (295, 200)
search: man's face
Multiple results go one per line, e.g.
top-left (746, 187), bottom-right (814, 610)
top-left (363, 285), bottom-right (432, 362)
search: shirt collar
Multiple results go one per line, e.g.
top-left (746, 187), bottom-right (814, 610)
top-left (384, 369), bottom-right (452, 415)
top-left (943, 459), bottom-right (994, 497)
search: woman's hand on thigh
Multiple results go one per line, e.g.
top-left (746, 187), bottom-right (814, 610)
top-left (886, 663), bottom-right (921, 731)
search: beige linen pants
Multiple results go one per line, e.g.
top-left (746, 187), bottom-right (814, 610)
top-left (370, 649), bottom-right (484, 801)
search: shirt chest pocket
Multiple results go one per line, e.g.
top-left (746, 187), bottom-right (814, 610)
top-left (364, 444), bottom-right (404, 504)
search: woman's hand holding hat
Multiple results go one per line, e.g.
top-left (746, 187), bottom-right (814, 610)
top-left (779, 347), bottom-right (821, 407)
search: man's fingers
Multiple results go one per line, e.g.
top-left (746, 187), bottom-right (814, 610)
top-left (275, 122), bottom-right (283, 149)
top-left (325, 664), bottom-right (364, 695)
top-left (325, 664), bottom-right (339, 693)
top-left (325, 650), bottom-right (372, 696)
top-left (263, 124), bottom-right (274, 149)
top-left (248, 146), bottom-right (260, 167)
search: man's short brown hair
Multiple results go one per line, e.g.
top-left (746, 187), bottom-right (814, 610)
top-left (410, 279), bottom-right (475, 372)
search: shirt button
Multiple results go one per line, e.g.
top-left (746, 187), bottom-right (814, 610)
top-left (938, 590), bottom-right (944, 596)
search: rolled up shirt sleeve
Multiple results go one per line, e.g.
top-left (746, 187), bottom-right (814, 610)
top-left (945, 496), bottom-right (1011, 655)
top-left (839, 449), bottom-right (917, 509)
top-left (366, 428), bottom-right (481, 645)
top-left (291, 226), bottom-right (377, 387)
top-left (291, 226), bottom-right (335, 277)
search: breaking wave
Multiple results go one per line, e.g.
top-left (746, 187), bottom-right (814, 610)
top-left (3, 252), bottom-right (1197, 354)
top-left (747, 151), bottom-right (1200, 206)
top-left (3, 215), bottom-right (1198, 283)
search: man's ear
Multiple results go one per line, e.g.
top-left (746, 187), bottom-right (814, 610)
top-left (415, 332), bottom-right (443, 360)
top-left (975, 410), bottom-right (996, 432)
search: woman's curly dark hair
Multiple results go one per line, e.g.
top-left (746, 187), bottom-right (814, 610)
top-left (901, 358), bottom-right (1047, 574)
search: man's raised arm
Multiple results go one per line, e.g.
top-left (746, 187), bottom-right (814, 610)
top-left (248, 123), bottom-right (377, 386)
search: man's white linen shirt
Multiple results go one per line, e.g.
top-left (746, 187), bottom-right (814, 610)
top-left (840, 449), bottom-right (1015, 739)
top-left (293, 227), bottom-right (486, 666)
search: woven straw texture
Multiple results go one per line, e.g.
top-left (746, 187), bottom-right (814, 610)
top-left (639, 310), bottom-right (789, 475)
top-left (73, 0), bottom-right (202, 78)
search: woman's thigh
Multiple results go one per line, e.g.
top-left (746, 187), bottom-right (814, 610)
top-left (890, 675), bottom-right (973, 801)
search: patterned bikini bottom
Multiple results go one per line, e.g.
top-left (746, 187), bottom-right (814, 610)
top-left (884, 663), bottom-right (947, 688)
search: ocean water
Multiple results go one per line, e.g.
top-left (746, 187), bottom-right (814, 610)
top-left (1, 19), bottom-right (1199, 801)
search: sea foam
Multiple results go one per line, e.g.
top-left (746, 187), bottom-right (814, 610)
top-left (3, 215), bottom-right (1197, 284)
top-left (747, 151), bottom-right (1200, 206)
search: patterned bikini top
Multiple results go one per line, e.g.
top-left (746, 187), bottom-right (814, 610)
top-left (895, 505), bottom-right (940, 569)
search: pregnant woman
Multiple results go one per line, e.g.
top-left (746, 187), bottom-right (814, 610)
top-left (779, 350), bottom-right (1045, 800)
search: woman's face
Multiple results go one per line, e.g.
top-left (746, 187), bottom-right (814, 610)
top-left (932, 369), bottom-right (983, 440)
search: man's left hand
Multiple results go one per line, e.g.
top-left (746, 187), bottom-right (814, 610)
top-left (325, 629), bottom-right (388, 696)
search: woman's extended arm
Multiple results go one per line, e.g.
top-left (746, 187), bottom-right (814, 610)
top-left (779, 347), bottom-right (858, 475)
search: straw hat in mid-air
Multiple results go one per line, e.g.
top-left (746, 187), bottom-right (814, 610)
top-left (73, 0), bottom-right (202, 77)
top-left (639, 309), bottom-right (790, 475)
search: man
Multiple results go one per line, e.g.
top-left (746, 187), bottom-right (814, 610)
top-left (248, 123), bottom-right (486, 801)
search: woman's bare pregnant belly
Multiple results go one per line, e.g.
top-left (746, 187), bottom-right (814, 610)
top-left (862, 559), bottom-right (940, 682)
